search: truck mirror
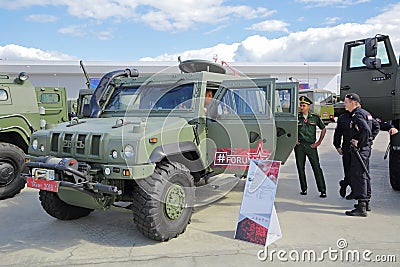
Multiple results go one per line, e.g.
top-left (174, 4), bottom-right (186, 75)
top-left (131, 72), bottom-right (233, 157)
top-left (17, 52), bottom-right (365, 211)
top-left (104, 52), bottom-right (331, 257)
top-left (365, 38), bottom-right (378, 58)
top-left (82, 104), bottom-right (91, 118)
top-left (362, 57), bottom-right (381, 69)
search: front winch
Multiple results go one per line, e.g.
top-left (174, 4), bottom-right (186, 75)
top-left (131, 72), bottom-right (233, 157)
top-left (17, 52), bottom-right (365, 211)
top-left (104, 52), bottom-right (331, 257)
top-left (25, 156), bottom-right (122, 196)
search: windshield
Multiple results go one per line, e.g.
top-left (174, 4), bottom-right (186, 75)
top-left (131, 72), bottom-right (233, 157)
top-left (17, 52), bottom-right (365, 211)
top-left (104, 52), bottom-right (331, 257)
top-left (104, 83), bottom-right (194, 112)
top-left (313, 92), bottom-right (333, 105)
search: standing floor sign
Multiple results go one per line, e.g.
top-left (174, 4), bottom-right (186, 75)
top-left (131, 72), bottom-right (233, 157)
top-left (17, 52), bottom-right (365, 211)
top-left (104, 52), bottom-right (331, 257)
top-left (234, 160), bottom-right (282, 246)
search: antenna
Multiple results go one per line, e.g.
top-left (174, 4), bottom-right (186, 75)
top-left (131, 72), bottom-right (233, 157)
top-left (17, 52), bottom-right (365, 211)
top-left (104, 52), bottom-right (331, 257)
top-left (80, 60), bottom-right (91, 89)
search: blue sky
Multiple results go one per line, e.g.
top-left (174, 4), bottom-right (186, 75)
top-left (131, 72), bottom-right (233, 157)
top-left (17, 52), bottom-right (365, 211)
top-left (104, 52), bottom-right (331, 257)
top-left (0, 0), bottom-right (400, 62)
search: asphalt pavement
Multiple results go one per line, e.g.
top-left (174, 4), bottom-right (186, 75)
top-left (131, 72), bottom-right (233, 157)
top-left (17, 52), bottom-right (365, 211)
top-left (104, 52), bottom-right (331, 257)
top-left (1, 124), bottom-right (399, 266)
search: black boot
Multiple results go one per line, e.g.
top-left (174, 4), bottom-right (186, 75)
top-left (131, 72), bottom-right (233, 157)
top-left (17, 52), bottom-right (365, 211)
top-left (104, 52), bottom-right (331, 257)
top-left (339, 180), bottom-right (347, 198)
top-left (345, 201), bottom-right (367, 217)
top-left (354, 202), bottom-right (371, 211)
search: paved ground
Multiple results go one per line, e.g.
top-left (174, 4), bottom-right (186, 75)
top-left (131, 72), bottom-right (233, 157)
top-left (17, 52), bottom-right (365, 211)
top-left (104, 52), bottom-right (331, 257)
top-left (1, 124), bottom-right (399, 266)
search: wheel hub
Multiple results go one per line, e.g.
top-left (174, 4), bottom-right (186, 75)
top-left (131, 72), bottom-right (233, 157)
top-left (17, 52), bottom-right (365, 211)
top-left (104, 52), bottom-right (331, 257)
top-left (0, 162), bottom-right (16, 186)
top-left (165, 184), bottom-right (186, 220)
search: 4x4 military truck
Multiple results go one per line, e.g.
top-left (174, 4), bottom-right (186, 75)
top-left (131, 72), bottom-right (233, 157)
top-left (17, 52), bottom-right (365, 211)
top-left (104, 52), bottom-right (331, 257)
top-left (340, 34), bottom-right (400, 190)
top-left (0, 72), bottom-right (68, 199)
top-left (24, 60), bottom-right (298, 241)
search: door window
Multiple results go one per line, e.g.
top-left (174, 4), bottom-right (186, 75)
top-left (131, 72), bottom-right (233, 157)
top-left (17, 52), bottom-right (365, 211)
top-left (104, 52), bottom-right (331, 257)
top-left (40, 93), bottom-right (60, 104)
top-left (219, 87), bottom-right (267, 116)
top-left (0, 89), bottom-right (8, 101)
top-left (349, 40), bottom-right (390, 69)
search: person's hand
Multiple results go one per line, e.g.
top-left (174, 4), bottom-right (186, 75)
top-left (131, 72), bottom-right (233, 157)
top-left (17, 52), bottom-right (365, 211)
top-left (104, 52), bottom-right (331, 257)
top-left (389, 127), bottom-right (398, 135)
top-left (296, 141), bottom-right (300, 145)
top-left (351, 139), bottom-right (358, 147)
top-left (337, 147), bottom-right (343, 155)
top-left (310, 141), bottom-right (321, 148)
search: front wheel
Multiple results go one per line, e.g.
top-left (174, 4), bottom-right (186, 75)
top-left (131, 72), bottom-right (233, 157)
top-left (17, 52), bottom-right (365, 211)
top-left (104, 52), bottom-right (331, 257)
top-left (39, 191), bottom-right (94, 220)
top-left (132, 161), bottom-right (195, 241)
top-left (389, 149), bottom-right (400, 191)
top-left (0, 143), bottom-right (26, 200)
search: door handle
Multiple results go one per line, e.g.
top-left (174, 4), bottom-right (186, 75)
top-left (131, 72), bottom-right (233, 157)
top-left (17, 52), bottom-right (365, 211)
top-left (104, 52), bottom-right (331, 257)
top-left (341, 85), bottom-right (350, 91)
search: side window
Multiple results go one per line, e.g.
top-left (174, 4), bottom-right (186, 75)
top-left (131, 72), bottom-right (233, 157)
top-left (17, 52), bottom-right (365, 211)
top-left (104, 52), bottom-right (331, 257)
top-left (275, 89), bottom-right (292, 113)
top-left (219, 89), bottom-right (236, 115)
top-left (349, 41), bottom-right (390, 69)
top-left (233, 89), bottom-right (266, 115)
top-left (0, 89), bottom-right (8, 101)
top-left (40, 93), bottom-right (60, 104)
top-left (219, 88), bottom-right (267, 116)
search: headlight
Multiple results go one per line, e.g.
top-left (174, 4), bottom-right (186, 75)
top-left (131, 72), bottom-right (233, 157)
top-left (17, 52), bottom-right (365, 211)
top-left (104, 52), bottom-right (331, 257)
top-left (32, 139), bottom-right (38, 150)
top-left (124, 145), bottom-right (134, 158)
top-left (40, 145), bottom-right (45, 152)
top-left (111, 150), bottom-right (118, 159)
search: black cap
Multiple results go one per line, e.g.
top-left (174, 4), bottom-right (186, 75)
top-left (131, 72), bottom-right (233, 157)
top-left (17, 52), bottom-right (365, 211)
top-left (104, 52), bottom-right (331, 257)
top-left (299, 96), bottom-right (313, 105)
top-left (345, 93), bottom-right (361, 103)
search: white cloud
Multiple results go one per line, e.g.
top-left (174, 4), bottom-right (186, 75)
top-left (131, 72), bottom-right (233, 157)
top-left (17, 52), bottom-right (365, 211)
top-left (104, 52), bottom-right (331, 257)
top-left (58, 25), bottom-right (86, 37)
top-left (26, 14), bottom-right (58, 23)
top-left (58, 24), bottom-right (114, 40)
top-left (143, 3), bottom-right (400, 62)
top-left (140, 43), bottom-right (240, 62)
top-left (247, 20), bottom-right (290, 33)
top-left (0, 0), bottom-right (273, 32)
top-left (295, 0), bottom-right (370, 7)
top-left (324, 17), bottom-right (341, 25)
top-left (0, 44), bottom-right (76, 60)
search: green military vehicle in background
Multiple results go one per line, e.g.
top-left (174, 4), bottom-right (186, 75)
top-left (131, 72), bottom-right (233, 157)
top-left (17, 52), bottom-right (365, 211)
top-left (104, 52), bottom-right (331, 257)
top-left (298, 89), bottom-right (335, 125)
top-left (340, 34), bottom-right (400, 190)
top-left (24, 60), bottom-right (298, 241)
top-left (0, 72), bottom-right (68, 199)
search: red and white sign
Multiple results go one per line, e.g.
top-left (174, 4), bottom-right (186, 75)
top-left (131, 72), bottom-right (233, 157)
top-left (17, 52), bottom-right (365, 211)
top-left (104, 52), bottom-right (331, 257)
top-left (213, 141), bottom-right (272, 169)
top-left (26, 177), bottom-right (59, 192)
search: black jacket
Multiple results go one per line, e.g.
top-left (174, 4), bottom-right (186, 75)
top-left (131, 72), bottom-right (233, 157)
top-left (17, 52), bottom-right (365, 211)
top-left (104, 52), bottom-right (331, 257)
top-left (350, 107), bottom-right (378, 147)
top-left (333, 112), bottom-right (352, 150)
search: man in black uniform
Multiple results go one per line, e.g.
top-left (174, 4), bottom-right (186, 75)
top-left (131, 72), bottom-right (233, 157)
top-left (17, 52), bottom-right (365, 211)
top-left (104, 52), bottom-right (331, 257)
top-left (344, 93), bottom-right (373, 217)
top-left (334, 108), bottom-right (380, 201)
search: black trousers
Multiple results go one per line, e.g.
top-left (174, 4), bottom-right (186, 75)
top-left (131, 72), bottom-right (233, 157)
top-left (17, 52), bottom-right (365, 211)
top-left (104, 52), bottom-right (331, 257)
top-left (342, 148), bottom-right (351, 187)
top-left (350, 146), bottom-right (371, 201)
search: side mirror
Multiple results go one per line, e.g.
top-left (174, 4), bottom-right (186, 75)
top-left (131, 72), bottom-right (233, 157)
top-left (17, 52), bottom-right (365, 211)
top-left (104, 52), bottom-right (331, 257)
top-left (362, 57), bottom-right (381, 69)
top-left (365, 38), bottom-right (378, 58)
top-left (82, 104), bottom-right (91, 118)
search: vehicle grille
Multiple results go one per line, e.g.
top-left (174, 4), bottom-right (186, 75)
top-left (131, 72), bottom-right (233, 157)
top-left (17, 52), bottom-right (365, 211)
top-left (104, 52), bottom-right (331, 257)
top-left (50, 132), bottom-right (102, 157)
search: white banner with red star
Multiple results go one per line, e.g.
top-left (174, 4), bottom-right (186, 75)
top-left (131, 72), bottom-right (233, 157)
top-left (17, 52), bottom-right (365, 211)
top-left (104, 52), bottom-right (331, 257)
top-left (234, 159), bottom-right (282, 246)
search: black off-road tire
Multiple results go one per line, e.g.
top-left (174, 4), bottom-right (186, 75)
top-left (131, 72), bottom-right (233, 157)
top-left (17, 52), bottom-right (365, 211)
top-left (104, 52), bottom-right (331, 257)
top-left (132, 161), bottom-right (195, 241)
top-left (389, 149), bottom-right (400, 191)
top-left (0, 143), bottom-right (26, 200)
top-left (39, 190), bottom-right (93, 220)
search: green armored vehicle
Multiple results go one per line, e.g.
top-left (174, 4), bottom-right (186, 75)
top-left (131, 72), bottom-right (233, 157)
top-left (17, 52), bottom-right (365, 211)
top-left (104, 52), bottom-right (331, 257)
top-left (340, 34), bottom-right (400, 190)
top-left (0, 72), bottom-right (68, 199)
top-left (24, 60), bottom-right (298, 241)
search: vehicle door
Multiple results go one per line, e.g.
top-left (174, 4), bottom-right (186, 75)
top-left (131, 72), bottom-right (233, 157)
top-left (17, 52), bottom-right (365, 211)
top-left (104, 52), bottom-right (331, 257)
top-left (206, 79), bottom-right (276, 175)
top-left (274, 82), bottom-right (298, 162)
top-left (35, 87), bottom-right (69, 125)
top-left (340, 36), bottom-right (398, 120)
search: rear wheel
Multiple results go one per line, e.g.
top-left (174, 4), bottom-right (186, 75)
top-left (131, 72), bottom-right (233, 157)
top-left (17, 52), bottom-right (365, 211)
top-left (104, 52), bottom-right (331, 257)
top-left (389, 149), bottom-right (400, 191)
top-left (132, 161), bottom-right (195, 241)
top-left (0, 143), bottom-right (26, 200)
top-left (39, 190), bottom-right (93, 220)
